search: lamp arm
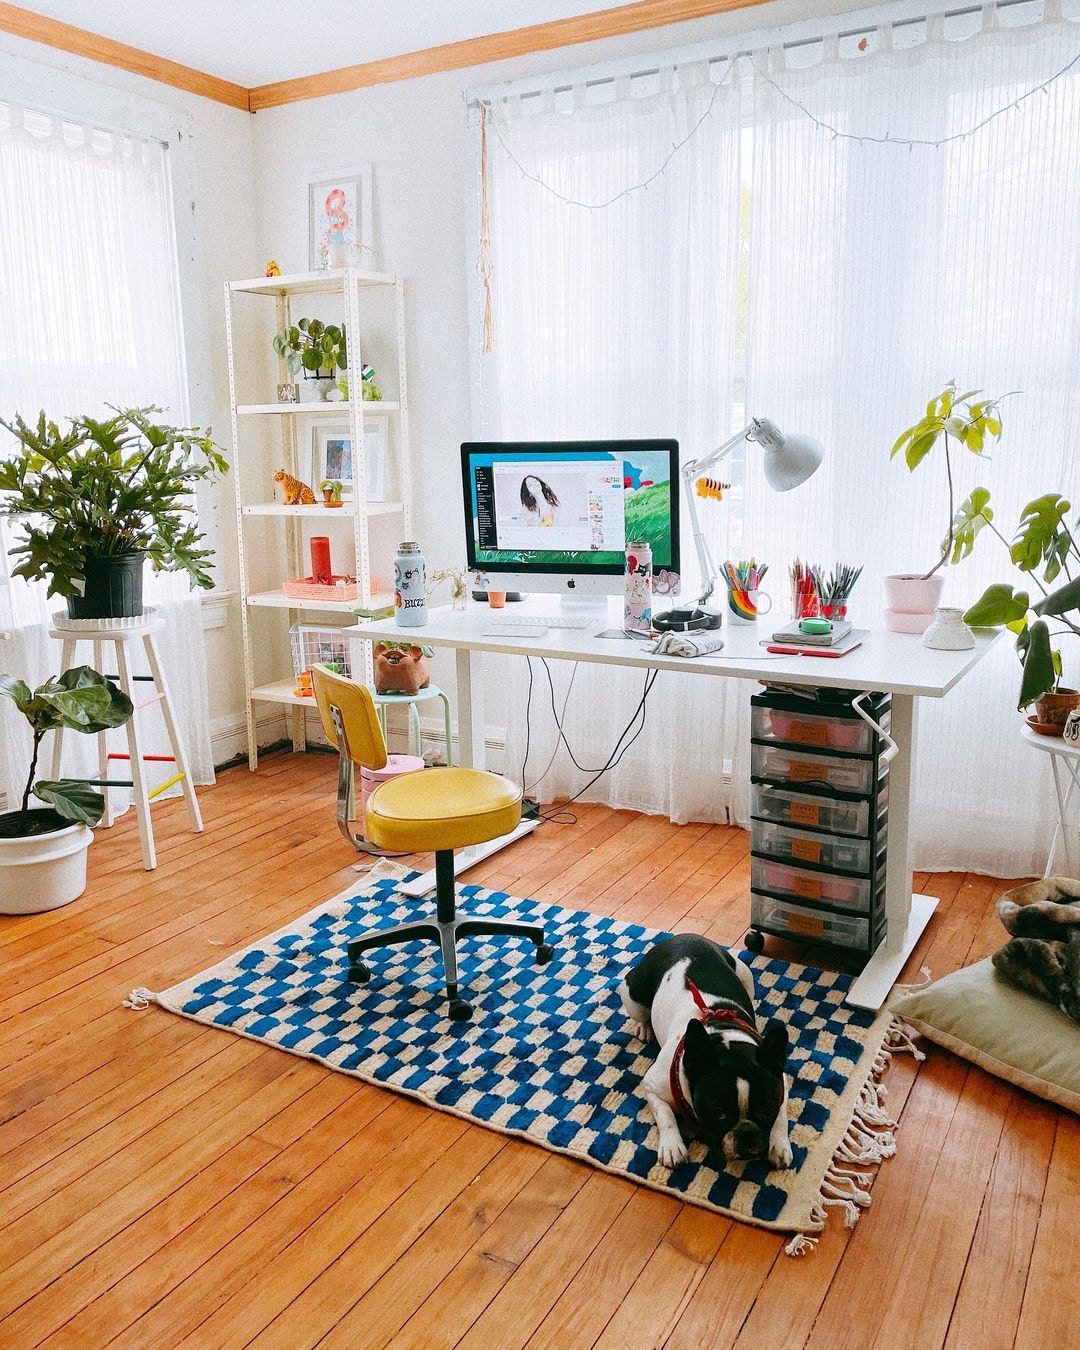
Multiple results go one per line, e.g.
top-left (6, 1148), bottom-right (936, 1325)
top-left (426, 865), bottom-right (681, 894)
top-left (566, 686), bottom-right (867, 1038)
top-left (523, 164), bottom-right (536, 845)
top-left (681, 425), bottom-right (754, 607)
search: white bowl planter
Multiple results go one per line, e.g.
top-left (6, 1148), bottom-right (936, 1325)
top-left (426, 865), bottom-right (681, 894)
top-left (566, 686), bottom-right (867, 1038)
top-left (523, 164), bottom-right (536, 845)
top-left (0, 818), bottom-right (93, 914)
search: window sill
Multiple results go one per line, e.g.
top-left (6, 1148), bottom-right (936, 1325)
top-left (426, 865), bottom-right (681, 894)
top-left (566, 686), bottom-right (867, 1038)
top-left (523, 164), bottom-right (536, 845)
top-left (201, 590), bottom-right (236, 630)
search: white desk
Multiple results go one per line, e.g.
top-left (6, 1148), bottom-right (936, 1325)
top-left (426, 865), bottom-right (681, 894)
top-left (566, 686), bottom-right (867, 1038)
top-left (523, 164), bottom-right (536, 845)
top-left (355, 600), bottom-right (999, 1010)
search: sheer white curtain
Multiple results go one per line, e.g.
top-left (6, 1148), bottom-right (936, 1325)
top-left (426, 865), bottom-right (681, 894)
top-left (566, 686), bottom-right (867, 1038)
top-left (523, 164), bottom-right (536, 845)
top-left (477, 66), bottom-right (746, 821)
top-left (740, 2), bottom-right (1080, 874)
top-left (0, 103), bottom-right (215, 810)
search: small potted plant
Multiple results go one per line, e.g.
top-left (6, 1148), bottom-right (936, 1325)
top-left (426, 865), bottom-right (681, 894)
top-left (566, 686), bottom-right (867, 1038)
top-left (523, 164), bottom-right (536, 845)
top-left (0, 407), bottom-right (228, 620)
top-left (0, 667), bottom-right (133, 914)
top-left (963, 493), bottom-right (1080, 729)
top-left (320, 479), bottom-right (344, 508)
top-left (273, 319), bottom-right (347, 401)
top-left (885, 383), bottom-right (1006, 632)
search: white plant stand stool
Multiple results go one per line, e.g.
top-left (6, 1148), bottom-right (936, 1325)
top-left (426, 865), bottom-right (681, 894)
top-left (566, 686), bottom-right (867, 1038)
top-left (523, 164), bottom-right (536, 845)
top-left (48, 610), bottom-right (204, 870)
top-left (1022, 724), bottom-right (1080, 877)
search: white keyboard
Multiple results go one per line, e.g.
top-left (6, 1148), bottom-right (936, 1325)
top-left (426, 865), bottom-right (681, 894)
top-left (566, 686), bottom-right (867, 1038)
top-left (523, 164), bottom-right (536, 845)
top-left (485, 614), bottom-right (596, 632)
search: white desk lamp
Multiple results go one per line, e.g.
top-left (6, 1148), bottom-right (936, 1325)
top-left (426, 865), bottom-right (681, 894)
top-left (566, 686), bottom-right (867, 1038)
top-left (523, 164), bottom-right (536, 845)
top-left (679, 418), bottom-right (824, 624)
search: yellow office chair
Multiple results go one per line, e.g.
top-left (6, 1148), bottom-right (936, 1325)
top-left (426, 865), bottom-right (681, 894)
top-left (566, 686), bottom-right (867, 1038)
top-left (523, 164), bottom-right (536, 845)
top-left (313, 664), bottom-right (553, 1020)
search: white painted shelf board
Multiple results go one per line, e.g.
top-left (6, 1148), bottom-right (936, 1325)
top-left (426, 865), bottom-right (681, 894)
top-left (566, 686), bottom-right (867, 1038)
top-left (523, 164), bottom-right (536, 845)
top-left (242, 501), bottom-right (404, 519)
top-left (247, 589), bottom-right (393, 613)
top-left (234, 401), bottom-right (399, 415)
top-left (249, 679), bottom-right (319, 708)
top-left (230, 268), bottom-right (398, 296)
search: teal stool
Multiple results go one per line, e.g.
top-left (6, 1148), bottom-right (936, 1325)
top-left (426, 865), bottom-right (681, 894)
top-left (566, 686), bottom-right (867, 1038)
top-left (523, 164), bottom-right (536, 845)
top-left (371, 684), bottom-right (453, 764)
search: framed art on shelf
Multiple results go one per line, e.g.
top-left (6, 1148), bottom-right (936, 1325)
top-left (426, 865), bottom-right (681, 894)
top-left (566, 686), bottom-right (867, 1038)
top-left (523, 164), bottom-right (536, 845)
top-left (306, 166), bottom-right (374, 270)
top-left (312, 418), bottom-right (388, 501)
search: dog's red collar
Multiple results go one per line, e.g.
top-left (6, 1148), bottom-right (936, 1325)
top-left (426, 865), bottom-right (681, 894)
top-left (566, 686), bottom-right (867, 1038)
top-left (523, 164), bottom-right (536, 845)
top-left (668, 980), bottom-right (761, 1120)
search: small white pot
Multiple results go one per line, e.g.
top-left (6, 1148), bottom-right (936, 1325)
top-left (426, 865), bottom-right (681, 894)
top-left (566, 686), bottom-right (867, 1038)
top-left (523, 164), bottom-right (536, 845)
top-left (922, 606), bottom-right (975, 650)
top-left (0, 817), bottom-right (93, 915)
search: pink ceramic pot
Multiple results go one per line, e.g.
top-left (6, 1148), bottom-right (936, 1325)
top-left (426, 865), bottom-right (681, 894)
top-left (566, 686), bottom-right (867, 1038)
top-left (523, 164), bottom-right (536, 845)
top-left (884, 574), bottom-right (945, 632)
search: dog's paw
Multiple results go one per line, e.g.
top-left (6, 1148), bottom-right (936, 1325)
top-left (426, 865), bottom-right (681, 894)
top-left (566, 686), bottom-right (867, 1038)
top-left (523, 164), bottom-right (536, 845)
top-left (628, 1018), bottom-right (651, 1044)
top-left (768, 1135), bottom-right (794, 1170)
top-left (657, 1130), bottom-right (689, 1170)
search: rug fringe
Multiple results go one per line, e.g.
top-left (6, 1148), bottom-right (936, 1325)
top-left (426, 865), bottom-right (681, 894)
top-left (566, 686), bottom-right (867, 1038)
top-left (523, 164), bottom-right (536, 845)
top-left (122, 987), bottom-right (157, 1010)
top-left (785, 1012), bottom-right (914, 1257)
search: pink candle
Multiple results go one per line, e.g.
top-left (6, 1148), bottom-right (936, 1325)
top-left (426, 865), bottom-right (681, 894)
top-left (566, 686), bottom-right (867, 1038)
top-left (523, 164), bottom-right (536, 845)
top-left (310, 536), bottom-right (332, 584)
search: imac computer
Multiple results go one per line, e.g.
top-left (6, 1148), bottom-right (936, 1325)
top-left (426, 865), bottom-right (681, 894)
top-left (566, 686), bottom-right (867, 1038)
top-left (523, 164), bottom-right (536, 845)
top-left (461, 440), bottom-right (680, 600)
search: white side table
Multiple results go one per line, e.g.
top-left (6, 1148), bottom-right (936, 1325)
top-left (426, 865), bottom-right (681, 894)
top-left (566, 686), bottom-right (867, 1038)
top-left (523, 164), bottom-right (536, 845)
top-left (48, 610), bottom-right (204, 870)
top-left (1022, 724), bottom-right (1080, 877)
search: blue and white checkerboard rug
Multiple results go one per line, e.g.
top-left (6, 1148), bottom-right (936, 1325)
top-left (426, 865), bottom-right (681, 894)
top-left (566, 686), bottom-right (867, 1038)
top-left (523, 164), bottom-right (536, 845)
top-left (130, 870), bottom-right (913, 1253)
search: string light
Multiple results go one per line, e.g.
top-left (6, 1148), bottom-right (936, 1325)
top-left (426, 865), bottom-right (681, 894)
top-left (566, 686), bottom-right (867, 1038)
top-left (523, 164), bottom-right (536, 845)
top-left (478, 23), bottom-right (1080, 211)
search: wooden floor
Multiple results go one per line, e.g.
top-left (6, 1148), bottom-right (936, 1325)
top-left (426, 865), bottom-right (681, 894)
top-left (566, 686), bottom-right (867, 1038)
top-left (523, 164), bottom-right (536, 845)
top-left (1, 752), bottom-right (1075, 1350)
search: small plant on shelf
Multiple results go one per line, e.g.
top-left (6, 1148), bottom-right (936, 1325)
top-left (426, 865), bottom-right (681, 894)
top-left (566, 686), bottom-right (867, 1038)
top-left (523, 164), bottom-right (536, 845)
top-left (272, 318), bottom-right (348, 381)
top-left (319, 479), bottom-right (344, 507)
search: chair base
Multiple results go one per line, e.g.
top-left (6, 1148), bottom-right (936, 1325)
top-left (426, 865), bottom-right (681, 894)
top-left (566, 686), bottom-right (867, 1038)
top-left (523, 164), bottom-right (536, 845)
top-left (347, 849), bottom-right (552, 1018)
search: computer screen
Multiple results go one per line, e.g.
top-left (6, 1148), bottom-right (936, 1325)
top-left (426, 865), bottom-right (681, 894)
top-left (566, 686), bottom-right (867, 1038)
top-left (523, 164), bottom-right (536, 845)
top-left (461, 441), bottom-right (680, 590)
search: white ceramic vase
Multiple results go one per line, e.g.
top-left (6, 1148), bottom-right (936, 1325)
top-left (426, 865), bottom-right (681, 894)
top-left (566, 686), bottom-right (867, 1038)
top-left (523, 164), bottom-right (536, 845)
top-left (0, 819), bottom-right (93, 914)
top-left (922, 606), bottom-right (975, 650)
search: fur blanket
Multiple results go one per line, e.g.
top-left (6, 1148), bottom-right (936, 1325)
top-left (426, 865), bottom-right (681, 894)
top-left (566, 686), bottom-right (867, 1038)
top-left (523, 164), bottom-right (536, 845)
top-left (992, 878), bottom-right (1080, 1024)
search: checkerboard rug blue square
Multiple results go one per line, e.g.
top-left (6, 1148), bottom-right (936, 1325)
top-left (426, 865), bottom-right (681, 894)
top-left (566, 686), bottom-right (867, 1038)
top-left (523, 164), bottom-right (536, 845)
top-left (140, 870), bottom-right (905, 1245)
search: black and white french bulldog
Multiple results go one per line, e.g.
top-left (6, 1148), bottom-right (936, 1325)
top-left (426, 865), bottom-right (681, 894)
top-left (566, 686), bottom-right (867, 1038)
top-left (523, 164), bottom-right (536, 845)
top-left (619, 933), bottom-right (793, 1171)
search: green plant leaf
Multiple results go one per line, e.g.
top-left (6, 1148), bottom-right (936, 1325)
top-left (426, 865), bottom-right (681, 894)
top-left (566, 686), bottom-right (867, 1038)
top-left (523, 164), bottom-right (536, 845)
top-left (1017, 619), bottom-right (1056, 709)
top-left (32, 779), bottom-right (105, 825)
top-left (1033, 576), bottom-right (1080, 619)
top-left (905, 428), bottom-right (940, 471)
top-left (1010, 493), bottom-right (1073, 579)
top-left (947, 487), bottom-right (993, 564)
top-left (963, 583), bottom-right (1030, 628)
top-left (0, 676), bottom-right (34, 714)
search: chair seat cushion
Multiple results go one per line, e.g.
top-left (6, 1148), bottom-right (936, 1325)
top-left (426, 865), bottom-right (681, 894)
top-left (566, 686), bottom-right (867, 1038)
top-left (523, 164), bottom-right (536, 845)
top-left (366, 766), bottom-right (522, 853)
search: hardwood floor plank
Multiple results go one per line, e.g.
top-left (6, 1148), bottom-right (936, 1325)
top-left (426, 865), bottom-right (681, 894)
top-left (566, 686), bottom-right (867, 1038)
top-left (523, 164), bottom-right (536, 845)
top-left (1014, 1112), bottom-right (1080, 1350)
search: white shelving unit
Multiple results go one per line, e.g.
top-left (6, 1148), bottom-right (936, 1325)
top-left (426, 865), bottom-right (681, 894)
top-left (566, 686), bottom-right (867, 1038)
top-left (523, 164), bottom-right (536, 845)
top-left (224, 267), bottom-right (412, 769)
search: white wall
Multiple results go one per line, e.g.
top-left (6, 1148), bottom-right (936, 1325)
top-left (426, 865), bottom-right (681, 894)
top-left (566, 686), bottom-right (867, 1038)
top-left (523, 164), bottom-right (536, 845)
top-left (0, 30), bottom-right (260, 754)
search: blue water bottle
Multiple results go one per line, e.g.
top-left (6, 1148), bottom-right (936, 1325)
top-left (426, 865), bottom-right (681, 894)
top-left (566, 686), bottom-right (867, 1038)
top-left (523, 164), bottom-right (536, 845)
top-left (394, 541), bottom-right (428, 627)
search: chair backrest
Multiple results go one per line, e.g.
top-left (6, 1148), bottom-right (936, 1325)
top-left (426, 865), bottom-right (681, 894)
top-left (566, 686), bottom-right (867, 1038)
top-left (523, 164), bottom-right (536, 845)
top-left (312, 664), bottom-right (388, 771)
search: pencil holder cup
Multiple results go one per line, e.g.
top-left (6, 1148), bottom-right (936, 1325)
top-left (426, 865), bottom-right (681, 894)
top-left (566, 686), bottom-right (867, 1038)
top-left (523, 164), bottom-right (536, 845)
top-left (726, 587), bottom-right (772, 624)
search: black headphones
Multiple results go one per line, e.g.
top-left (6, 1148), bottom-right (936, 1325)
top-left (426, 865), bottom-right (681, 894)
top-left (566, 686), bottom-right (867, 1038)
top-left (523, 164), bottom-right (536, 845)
top-left (653, 606), bottom-right (723, 633)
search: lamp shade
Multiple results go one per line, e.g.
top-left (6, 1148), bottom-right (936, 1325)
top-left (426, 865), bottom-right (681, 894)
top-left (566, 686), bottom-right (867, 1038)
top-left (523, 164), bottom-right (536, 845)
top-left (748, 418), bottom-right (824, 492)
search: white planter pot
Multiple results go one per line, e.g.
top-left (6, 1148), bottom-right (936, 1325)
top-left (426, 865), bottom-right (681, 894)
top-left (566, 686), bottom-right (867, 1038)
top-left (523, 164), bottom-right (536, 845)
top-left (0, 817), bottom-right (93, 914)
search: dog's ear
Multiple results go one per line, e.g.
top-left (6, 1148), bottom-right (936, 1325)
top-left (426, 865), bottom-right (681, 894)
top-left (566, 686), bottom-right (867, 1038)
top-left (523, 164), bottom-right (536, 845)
top-left (756, 1020), bottom-right (789, 1074)
top-left (682, 1018), bottom-right (719, 1077)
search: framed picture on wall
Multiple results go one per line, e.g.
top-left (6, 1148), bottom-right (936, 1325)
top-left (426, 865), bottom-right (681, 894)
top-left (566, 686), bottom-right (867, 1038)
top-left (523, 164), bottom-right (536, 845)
top-left (312, 418), bottom-right (388, 501)
top-left (306, 165), bottom-right (374, 270)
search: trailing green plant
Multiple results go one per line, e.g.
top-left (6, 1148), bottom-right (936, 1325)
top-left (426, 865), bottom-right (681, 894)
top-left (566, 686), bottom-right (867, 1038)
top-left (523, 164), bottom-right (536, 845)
top-left (0, 668), bottom-right (134, 832)
top-left (890, 382), bottom-right (1007, 578)
top-left (963, 493), bottom-right (1080, 708)
top-left (273, 318), bottom-right (347, 378)
top-left (0, 407), bottom-right (228, 599)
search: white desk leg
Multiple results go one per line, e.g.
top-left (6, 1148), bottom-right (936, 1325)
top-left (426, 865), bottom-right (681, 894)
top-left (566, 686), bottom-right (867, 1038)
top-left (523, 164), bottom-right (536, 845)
top-left (49, 637), bottom-right (77, 778)
top-left (398, 646), bottom-right (537, 898)
top-left (847, 693), bottom-right (938, 1011)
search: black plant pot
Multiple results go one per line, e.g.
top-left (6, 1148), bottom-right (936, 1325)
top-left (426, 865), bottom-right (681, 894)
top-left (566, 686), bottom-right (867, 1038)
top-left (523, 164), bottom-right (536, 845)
top-left (66, 552), bottom-right (146, 620)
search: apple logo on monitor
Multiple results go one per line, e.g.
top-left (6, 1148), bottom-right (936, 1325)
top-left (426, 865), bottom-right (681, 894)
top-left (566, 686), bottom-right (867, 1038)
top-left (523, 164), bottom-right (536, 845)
top-left (566, 578), bottom-right (576, 589)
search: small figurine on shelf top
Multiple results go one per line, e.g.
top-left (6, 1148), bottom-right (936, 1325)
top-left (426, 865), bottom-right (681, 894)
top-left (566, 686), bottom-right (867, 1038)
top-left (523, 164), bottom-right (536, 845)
top-left (265, 260), bottom-right (281, 277)
top-left (319, 479), bottom-right (344, 507)
top-left (273, 469), bottom-right (316, 505)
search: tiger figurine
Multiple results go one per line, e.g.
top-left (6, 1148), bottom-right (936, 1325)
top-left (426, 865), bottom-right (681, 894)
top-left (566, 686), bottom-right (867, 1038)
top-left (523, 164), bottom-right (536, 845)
top-left (273, 469), bottom-right (316, 505)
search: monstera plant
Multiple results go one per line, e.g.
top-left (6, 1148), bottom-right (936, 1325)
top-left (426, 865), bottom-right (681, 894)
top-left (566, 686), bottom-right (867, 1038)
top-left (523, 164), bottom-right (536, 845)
top-left (963, 493), bottom-right (1080, 712)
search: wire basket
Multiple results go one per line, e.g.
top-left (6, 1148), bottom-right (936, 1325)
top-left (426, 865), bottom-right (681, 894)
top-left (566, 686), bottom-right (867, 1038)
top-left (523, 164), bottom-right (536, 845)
top-left (290, 624), bottom-right (353, 680)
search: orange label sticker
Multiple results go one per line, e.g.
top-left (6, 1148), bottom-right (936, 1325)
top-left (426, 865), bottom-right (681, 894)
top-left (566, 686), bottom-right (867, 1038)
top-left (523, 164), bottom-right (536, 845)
top-left (789, 761), bottom-right (820, 782)
top-left (793, 875), bottom-right (823, 900)
top-left (791, 837), bottom-right (822, 864)
top-left (792, 721), bottom-right (828, 746)
top-left (787, 910), bottom-right (825, 936)
top-left (790, 801), bottom-right (820, 826)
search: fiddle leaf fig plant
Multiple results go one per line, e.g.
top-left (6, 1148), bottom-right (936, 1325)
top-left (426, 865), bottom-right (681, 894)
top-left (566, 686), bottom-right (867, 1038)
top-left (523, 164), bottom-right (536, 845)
top-left (273, 318), bottom-right (347, 378)
top-left (0, 668), bottom-right (134, 832)
top-left (890, 383), bottom-right (1008, 578)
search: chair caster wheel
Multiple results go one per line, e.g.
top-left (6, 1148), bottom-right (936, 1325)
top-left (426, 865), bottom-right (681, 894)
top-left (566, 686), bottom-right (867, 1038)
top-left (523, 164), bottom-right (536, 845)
top-left (745, 930), bottom-right (765, 954)
top-left (535, 943), bottom-right (554, 965)
top-left (348, 962), bottom-right (371, 984)
top-left (449, 999), bottom-right (473, 1021)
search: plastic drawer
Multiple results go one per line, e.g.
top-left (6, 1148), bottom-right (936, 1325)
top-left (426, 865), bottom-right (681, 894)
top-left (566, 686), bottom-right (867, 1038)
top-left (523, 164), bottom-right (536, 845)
top-left (751, 892), bottom-right (870, 949)
top-left (751, 704), bottom-right (879, 754)
top-left (751, 742), bottom-right (878, 796)
top-left (752, 821), bottom-right (873, 873)
top-left (750, 784), bottom-right (871, 837)
top-left (751, 857), bottom-right (873, 912)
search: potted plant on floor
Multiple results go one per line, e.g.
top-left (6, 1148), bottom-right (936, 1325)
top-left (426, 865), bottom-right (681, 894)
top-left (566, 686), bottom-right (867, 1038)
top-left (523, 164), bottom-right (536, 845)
top-left (963, 493), bottom-right (1080, 729)
top-left (0, 667), bottom-right (133, 914)
top-left (885, 383), bottom-right (1006, 632)
top-left (0, 407), bottom-right (228, 620)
